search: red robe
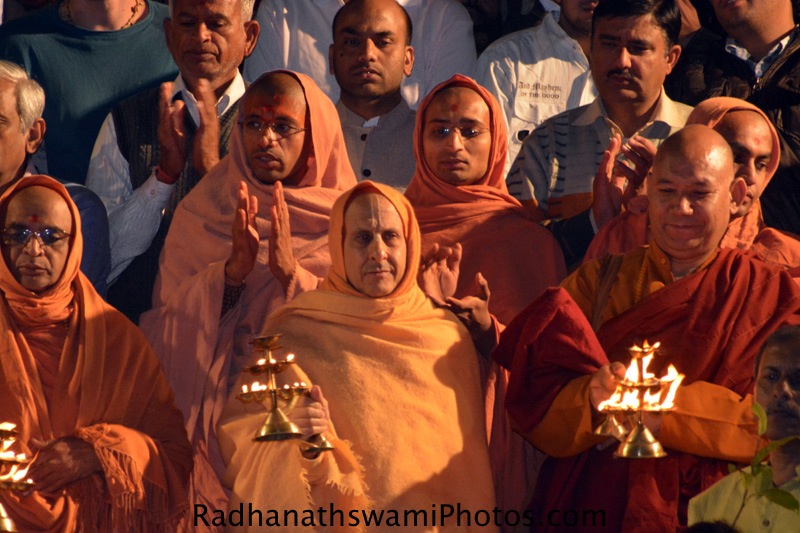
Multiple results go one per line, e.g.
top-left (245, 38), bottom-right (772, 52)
top-left (494, 248), bottom-right (800, 532)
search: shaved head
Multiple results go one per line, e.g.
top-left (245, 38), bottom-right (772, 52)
top-left (648, 125), bottom-right (745, 277)
top-left (652, 125), bottom-right (735, 181)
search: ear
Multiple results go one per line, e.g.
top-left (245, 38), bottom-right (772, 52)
top-left (403, 45), bottom-right (415, 78)
top-left (243, 20), bottom-right (260, 58)
top-left (25, 118), bottom-right (45, 155)
top-left (729, 176), bottom-right (747, 216)
top-left (664, 44), bottom-right (681, 75)
top-left (328, 44), bottom-right (335, 76)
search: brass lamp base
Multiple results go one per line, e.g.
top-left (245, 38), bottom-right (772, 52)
top-left (615, 422), bottom-right (666, 459)
top-left (255, 409), bottom-right (302, 442)
top-left (0, 503), bottom-right (17, 533)
top-left (594, 414), bottom-right (630, 442)
top-left (305, 434), bottom-right (335, 454)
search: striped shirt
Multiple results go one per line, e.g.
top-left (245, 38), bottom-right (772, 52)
top-left (507, 91), bottom-right (693, 220)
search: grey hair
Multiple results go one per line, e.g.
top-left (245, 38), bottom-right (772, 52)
top-left (169, 0), bottom-right (255, 21)
top-left (0, 60), bottom-right (45, 132)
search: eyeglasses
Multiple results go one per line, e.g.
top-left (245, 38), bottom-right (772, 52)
top-left (1, 228), bottom-right (70, 248)
top-left (425, 125), bottom-right (490, 141)
top-left (240, 119), bottom-right (305, 140)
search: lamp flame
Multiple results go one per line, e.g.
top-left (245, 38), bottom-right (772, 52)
top-left (598, 342), bottom-right (684, 413)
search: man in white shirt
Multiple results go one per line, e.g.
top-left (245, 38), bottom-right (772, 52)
top-left (507, 0), bottom-right (691, 267)
top-left (331, 0), bottom-right (416, 188)
top-left (474, 0), bottom-right (598, 177)
top-left (244, 0), bottom-right (476, 109)
top-left (85, 0), bottom-right (259, 322)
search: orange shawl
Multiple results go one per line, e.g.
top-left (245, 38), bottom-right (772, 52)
top-left (405, 74), bottom-right (566, 325)
top-left (405, 75), bottom-right (564, 515)
top-left (585, 97), bottom-right (800, 270)
top-left (219, 182), bottom-right (496, 530)
top-left (0, 175), bottom-right (191, 532)
top-left (139, 71), bottom-right (356, 513)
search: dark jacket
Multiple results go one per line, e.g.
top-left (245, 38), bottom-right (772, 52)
top-left (665, 28), bottom-right (800, 234)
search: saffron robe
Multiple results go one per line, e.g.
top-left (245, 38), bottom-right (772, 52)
top-left (0, 176), bottom-right (191, 532)
top-left (139, 71), bottom-right (356, 514)
top-left (218, 182), bottom-right (496, 531)
top-left (494, 245), bottom-right (800, 532)
top-left (405, 75), bottom-right (566, 515)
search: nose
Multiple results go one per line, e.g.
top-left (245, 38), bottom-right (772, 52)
top-left (776, 377), bottom-right (794, 399)
top-left (368, 236), bottom-right (388, 261)
top-left (194, 22), bottom-right (212, 42)
top-left (671, 196), bottom-right (692, 215)
top-left (737, 161), bottom-right (757, 187)
top-left (444, 130), bottom-right (465, 151)
top-left (22, 235), bottom-right (44, 256)
top-left (612, 46), bottom-right (632, 70)
top-left (359, 38), bottom-right (378, 62)
top-left (258, 126), bottom-right (280, 147)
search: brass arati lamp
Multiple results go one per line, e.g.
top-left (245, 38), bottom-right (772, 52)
top-left (595, 341), bottom-right (685, 459)
top-left (0, 423), bottom-right (36, 533)
top-left (238, 335), bottom-right (334, 453)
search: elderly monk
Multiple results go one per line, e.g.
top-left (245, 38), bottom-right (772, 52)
top-left (493, 125), bottom-right (800, 532)
top-left (405, 74), bottom-right (566, 513)
top-left (218, 181), bottom-right (496, 531)
top-left (140, 71), bottom-right (355, 514)
top-left (0, 175), bottom-right (191, 531)
top-left (586, 98), bottom-right (800, 273)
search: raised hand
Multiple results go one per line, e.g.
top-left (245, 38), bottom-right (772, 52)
top-left (269, 181), bottom-right (297, 292)
top-left (419, 242), bottom-right (462, 306)
top-left (592, 134), bottom-right (656, 228)
top-left (225, 181), bottom-right (259, 284)
top-left (192, 78), bottom-right (221, 177)
top-left (157, 82), bottom-right (188, 184)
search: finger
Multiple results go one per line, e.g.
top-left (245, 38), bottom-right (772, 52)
top-left (452, 242), bottom-right (463, 262)
top-left (445, 296), bottom-right (475, 314)
top-left (170, 99), bottom-right (186, 136)
top-left (158, 83), bottom-right (172, 124)
top-left (475, 272), bottom-right (490, 301)
top-left (628, 135), bottom-right (657, 161)
top-left (609, 361), bottom-right (627, 380)
top-left (248, 194), bottom-right (259, 226)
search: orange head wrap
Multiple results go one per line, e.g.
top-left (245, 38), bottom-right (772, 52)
top-left (405, 74), bottom-right (523, 208)
top-left (322, 181), bottom-right (421, 298)
top-left (0, 175), bottom-right (82, 325)
top-left (686, 97), bottom-right (780, 190)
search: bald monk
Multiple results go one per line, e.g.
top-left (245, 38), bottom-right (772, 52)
top-left (587, 98), bottom-right (800, 274)
top-left (218, 181), bottom-right (496, 531)
top-left (494, 125), bottom-right (800, 532)
top-left (140, 70), bottom-right (355, 514)
top-left (0, 175), bottom-right (191, 531)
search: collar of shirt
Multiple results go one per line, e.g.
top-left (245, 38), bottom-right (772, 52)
top-left (573, 89), bottom-right (683, 139)
top-left (170, 72), bottom-right (246, 126)
top-left (725, 26), bottom-right (799, 79)
top-left (336, 100), bottom-right (387, 128)
top-left (646, 241), bottom-right (719, 282)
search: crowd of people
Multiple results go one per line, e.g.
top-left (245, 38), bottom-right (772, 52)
top-left (0, 0), bottom-right (799, 531)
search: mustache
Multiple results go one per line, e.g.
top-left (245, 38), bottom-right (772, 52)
top-left (607, 69), bottom-right (636, 81)
top-left (767, 401), bottom-right (800, 419)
